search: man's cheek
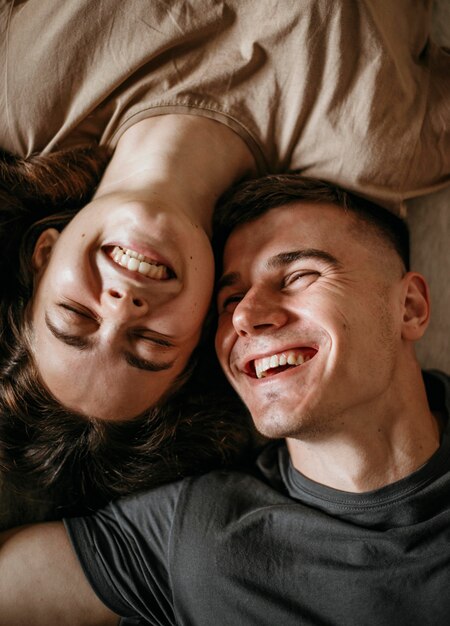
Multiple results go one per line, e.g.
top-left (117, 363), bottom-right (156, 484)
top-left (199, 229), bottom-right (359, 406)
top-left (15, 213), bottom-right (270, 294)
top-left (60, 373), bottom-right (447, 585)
top-left (215, 323), bottom-right (233, 368)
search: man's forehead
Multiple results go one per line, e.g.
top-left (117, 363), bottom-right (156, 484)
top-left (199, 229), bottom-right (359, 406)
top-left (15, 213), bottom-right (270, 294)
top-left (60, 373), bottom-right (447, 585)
top-left (220, 200), bottom-right (403, 286)
top-left (229, 201), bottom-right (348, 237)
top-left (222, 202), bottom-right (349, 262)
top-left (219, 203), bottom-right (346, 288)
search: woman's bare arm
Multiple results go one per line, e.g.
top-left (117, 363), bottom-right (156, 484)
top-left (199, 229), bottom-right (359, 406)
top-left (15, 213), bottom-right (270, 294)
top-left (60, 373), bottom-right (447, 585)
top-left (0, 522), bottom-right (119, 625)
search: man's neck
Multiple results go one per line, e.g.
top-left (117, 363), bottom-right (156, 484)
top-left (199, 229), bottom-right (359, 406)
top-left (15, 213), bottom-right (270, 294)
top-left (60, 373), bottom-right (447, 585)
top-left (286, 361), bottom-right (442, 493)
top-left (94, 114), bottom-right (256, 235)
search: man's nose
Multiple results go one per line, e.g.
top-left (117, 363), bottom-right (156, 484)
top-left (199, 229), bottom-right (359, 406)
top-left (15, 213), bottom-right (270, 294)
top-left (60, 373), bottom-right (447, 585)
top-left (232, 288), bottom-right (288, 337)
top-left (101, 287), bottom-right (149, 321)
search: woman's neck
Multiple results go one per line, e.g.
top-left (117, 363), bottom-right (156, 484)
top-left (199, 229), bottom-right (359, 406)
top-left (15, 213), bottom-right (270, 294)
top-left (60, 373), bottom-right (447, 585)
top-left (94, 115), bottom-right (256, 236)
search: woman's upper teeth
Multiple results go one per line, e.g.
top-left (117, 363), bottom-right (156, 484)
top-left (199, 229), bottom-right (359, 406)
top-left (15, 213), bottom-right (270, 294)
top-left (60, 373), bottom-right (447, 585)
top-left (112, 246), bottom-right (169, 279)
top-left (254, 350), bottom-right (312, 379)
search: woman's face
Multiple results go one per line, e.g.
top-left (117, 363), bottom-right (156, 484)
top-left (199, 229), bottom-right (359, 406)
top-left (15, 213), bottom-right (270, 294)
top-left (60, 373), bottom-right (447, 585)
top-left (30, 191), bottom-right (214, 420)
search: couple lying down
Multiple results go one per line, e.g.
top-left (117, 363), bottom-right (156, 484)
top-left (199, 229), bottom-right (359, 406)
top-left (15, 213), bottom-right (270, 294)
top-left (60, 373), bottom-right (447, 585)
top-left (1, 172), bottom-right (449, 625)
top-left (1, 0), bottom-right (449, 526)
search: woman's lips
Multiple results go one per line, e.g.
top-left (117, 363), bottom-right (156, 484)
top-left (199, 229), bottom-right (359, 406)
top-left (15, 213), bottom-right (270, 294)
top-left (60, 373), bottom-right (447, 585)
top-left (103, 245), bottom-right (175, 280)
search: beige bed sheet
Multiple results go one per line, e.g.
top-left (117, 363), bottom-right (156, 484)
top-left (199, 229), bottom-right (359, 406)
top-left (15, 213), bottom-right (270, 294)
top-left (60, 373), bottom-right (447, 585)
top-left (409, 0), bottom-right (450, 373)
top-left (409, 188), bottom-right (450, 371)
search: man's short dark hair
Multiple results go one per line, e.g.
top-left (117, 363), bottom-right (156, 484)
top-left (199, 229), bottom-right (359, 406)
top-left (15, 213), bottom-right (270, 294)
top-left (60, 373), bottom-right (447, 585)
top-left (213, 174), bottom-right (410, 273)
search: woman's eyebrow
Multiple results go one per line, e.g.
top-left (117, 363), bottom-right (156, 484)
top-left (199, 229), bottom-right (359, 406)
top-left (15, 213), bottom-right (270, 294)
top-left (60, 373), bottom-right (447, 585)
top-left (44, 314), bottom-right (174, 372)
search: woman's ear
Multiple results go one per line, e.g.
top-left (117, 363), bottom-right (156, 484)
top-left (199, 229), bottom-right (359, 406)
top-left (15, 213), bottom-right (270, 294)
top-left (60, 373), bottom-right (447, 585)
top-left (401, 272), bottom-right (430, 341)
top-left (31, 228), bottom-right (60, 274)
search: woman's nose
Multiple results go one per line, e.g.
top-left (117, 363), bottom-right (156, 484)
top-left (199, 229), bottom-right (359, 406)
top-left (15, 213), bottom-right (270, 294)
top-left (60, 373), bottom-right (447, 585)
top-left (101, 287), bottom-right (149, 320)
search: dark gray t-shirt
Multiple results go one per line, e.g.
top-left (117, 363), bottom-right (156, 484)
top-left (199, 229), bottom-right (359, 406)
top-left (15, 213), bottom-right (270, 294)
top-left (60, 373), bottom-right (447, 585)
top-left (65, 371), bottom-right (450, 625)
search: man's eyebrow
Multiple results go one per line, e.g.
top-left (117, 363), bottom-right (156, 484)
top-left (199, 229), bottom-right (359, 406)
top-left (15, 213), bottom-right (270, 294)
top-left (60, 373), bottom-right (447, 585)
top-left (217, 249), bottom-right (341, 295)
top-left (45, 314), bottom-right (174, 372)
top-left (267, 248), bottom-right (341, 269)
top-left (216, 271), bottom-right (240, 294)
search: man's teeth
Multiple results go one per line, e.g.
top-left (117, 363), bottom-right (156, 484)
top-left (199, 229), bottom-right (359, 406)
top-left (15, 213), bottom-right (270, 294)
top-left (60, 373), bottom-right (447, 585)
top-left (112, 246), bottom-right (168, 279)
top-left (254, 350), bottom-right (312, 379)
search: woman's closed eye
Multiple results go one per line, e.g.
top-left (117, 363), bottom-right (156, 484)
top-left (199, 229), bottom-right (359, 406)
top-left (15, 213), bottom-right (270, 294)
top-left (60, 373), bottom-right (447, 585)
top-left (57, 301), bottom-right (98, 322)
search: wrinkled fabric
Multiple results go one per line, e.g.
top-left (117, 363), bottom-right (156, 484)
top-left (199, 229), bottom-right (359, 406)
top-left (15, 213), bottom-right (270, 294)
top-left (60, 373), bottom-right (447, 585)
top-left (1, 0), bottom-right (449, 212)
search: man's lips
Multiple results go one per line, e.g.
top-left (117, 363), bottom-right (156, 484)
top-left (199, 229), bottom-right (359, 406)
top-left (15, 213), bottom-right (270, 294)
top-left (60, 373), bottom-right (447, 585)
top-left (243, 347), bottom-right (318, 379)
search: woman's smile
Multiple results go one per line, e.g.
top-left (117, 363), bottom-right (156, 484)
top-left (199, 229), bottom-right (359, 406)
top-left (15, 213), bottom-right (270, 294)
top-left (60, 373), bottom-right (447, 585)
top-left (107, 246), bottom-right (172, 279)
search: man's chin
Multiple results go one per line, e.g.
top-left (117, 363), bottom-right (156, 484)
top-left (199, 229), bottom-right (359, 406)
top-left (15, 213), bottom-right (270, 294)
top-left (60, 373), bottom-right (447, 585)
top-left (245, 396), bottom-right (325, 441)
top-left (249, 406), bottom-right (302, 440)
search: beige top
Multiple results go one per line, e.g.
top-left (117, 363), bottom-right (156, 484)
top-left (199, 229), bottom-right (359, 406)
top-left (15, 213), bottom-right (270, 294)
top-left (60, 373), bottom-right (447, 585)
top-left (1, 0), bottom-right (449, 211)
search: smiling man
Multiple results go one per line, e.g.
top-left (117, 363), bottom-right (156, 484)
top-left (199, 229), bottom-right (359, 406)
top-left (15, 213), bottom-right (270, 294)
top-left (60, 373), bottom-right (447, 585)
top-left (1, 175), bottom-right (449, 625)
top-left (214, 176), bottom-right (441, 491)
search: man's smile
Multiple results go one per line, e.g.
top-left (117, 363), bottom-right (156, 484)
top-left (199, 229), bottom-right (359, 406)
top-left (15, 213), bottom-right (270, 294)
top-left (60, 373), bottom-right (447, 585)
top-left (241, 347), bottom-right (318, 379)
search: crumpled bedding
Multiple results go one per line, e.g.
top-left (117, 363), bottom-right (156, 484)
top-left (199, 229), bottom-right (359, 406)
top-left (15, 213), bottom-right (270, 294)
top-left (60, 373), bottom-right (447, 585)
top-left (1, 0), bottom-right (449, 213)
top-left (407, 0), bottom-right (450, 373)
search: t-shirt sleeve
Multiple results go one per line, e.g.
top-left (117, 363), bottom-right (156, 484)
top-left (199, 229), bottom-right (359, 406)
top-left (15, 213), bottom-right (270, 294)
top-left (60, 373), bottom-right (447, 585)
top-left (64, 479), bottom-right (187, 623)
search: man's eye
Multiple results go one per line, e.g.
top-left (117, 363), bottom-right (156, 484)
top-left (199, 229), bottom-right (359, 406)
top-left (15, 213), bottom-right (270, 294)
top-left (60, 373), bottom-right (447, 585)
top-left (219, 294), bottom-right (243, 314)
top-left (283, 271), bottom-right (319, 287)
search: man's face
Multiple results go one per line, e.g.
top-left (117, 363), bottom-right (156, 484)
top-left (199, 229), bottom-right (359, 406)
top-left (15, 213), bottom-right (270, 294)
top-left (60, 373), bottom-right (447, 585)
top-left (215, 202), bottom-right (407, 440)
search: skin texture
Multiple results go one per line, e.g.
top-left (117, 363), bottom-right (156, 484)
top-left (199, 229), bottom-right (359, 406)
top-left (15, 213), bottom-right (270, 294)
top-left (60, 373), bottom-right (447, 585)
top-left (0, 523), bottom-right (119, 625)
top-left (30, 115), bottom-right (255, 420)
top-left (216, 202), bottom-right (439, 492)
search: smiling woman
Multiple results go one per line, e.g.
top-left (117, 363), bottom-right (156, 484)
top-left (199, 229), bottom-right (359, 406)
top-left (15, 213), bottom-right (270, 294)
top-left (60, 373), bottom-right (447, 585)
top-left (0, 117), bottom-right (255, 528)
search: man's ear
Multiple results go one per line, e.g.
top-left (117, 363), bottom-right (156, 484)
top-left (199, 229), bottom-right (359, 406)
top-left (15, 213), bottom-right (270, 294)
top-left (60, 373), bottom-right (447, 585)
top-left (401, 272), bottom-right (430, 341)
top-left (31, 228), bottom-right (60, 274)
